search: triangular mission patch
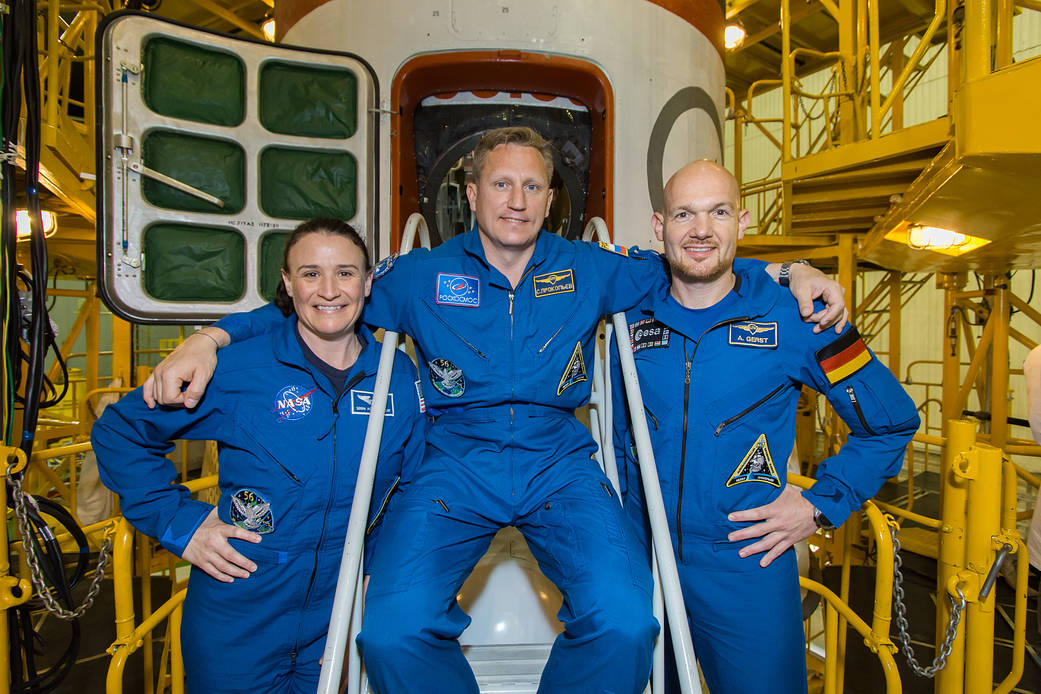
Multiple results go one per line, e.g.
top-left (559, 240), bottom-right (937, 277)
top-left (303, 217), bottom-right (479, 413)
top-left (726, 433), bottom-right (781, 487)
top-left (557, 342), bottom-right (588, 396)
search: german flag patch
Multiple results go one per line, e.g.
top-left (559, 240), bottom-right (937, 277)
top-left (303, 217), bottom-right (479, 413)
top-left (815, 328), bottom-right (872, 385)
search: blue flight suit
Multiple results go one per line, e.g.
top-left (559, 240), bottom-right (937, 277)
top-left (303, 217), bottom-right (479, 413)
top-left (611, 268), bottom-right (919, 694)
top-left (91, 319), bottom-right (424, 694)
top-left (216, 228), bottom-right (770, 694)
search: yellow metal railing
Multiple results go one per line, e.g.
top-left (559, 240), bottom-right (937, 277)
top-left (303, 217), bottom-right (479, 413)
top-left (106, 476), bottom-right (217, 694)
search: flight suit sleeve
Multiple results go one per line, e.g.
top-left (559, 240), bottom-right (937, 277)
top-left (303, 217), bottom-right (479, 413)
top-left (796, 319), bottom-right (920, 527)
top-left (587, 244), bottom-right (669, 315)
top-left (91, 387), bottom-right (228, 557)
top-left (362, 252), bottom-right (415, 333)
top-left (213, 301), bottom-right (286, 343)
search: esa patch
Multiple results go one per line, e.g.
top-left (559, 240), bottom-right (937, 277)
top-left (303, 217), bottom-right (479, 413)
top-left (533, 269), bottom-right (575, 298)
top-left (598, 241), bottom-right (629, 257)
top-left (428, 358), bottom-right (465, 398)
top-left (350, 390), bottom-right (395, 416)
top-left (726, 434), bottom-right (781, 488)
top-left (230, 488), bottom-right (275, 534)
top-left (729, 321), bottom-right (778, 348)
top-left (436, 273), bottom-right (480, 307)
top-left (373, 252), bottom-right (398, 279)
top-left (272, 385), bottom-right (316, 421)
top-left (557, 342), bottom-right (588, 396)
top-left (415, 379), bottom-right (426, 413)
top-left (630, 318), bottom-right (670, 352)
top-left (816, 327), bottom-right (871, 384)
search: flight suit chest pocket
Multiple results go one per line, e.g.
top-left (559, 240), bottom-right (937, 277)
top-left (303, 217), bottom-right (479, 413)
top-left (708, 378), bottom-right (793, 437)
top-left (419, 297), bottom-right (488, 359)
top-left (234, 409), bottom-right (318, 485)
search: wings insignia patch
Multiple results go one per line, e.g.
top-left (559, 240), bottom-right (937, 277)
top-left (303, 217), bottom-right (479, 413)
top-left (729, 321), bottom-right (778, 348)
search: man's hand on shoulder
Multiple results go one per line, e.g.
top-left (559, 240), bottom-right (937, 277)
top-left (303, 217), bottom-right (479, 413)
top-left (726, 485), bottom-right (819, 568)
top-left (142, 328), bottom-right (227, 409)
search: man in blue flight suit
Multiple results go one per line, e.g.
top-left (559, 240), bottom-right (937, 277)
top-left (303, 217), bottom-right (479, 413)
top-left (143, 128), bottom-right (848, 693)
top-left (612, 159), bottom-right (920, 694)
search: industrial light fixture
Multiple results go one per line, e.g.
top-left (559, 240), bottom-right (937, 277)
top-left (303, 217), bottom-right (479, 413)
top-left (262, 18), bottom-right (276, 42)
top-left (724, 19), bottom-right (746, 50)
top-left (883, 222), bottom-right (991, 257)
top-left (15, 209), bottom-right (56, 239)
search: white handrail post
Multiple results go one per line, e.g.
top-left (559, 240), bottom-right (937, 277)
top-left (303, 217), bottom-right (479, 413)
top-left (318, 213), bottom-right (431, 693)
top-left (318, 331), bottom-right (400, 693)
top-left (611, 312), bottom-right (702, 694)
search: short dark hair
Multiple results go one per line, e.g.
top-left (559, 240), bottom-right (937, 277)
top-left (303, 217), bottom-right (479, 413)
top-left (472, 127), bottom-right (554, 183)
top-left (274, 218), bottom-right (369, 316)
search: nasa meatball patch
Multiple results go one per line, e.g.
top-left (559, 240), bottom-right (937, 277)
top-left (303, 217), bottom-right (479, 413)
top-left (273, 385), bottom-right (316, 421)
top-left (436, 273), bottom-right (480, 307)
top-left (725, 434), bottom-right (781, 488)
top-left (729, 321), bottom-right (778, 348)
top-left (230, 488), bottom-right (275, 534)
top-left (629, 318), bottom-right (670, 352)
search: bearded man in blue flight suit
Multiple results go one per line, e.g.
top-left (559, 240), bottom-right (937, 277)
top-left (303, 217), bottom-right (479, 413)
top-left (612, 159), bottom-right (920, 694)
top-left (143, 127), bottom-right (848, 694)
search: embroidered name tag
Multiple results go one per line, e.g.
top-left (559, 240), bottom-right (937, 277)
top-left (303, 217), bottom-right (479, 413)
top-left (350, 390), bottom-right (395, 416)
top-left (534, 269), bottom-right (575, 298)
top-left (729, 322), bottom-right (778, 348)
top-left (436, 273), bottom-right (480, 307)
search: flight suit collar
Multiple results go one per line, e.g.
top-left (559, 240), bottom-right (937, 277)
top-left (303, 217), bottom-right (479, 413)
top-left (460, 224), bottom-right (551, 289)
top-left (639, 263), bottom-right (782, 340)
top-left (272, 315), bottom-right (380, 394)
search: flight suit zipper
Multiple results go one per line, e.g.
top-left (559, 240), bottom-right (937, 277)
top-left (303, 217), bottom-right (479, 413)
top-left (713, 383), bottom-right (787, 436)
top-left (297, 372), bottom-right (363, 659)
top-left (845, 385), bottom-right (877, 435)
top-left (507, 266), bottom-right (537, 427)
top-left (674, 315), bottom-right (750, 562)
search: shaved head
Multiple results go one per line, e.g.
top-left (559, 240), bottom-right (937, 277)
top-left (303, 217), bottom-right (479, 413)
top-left (661, 160), bottom-right (740, 213)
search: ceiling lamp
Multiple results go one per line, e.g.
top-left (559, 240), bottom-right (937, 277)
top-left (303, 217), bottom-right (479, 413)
top-left (724, 20), bottom-right (746, 50)
top-left (262, 18), bottom-right (276, 42)
top-left (15, 209), bottom-right (56, 239)
top-left (884, 223), bottom-right (991, 257)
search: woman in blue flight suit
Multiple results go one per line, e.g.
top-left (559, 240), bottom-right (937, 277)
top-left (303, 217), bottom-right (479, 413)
top-left (91, 219), bottom-right (425, 694)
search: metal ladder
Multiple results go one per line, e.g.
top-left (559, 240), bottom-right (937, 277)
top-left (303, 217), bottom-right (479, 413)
top-left (318, 215), bottom-right (702, 694)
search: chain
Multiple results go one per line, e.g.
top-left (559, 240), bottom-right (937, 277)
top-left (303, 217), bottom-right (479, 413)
top-left (6, 471), bottom-right (111, 620)
top-left (889, 521), bottom-right (966, 677)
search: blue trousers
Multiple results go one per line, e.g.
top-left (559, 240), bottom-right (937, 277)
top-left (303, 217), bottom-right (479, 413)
top-left (180, 538), bottom-right (340, 694)
top-left (358, 408), bottom-right (658, 694)
top-left (672, 539), bottom-right (807, 694)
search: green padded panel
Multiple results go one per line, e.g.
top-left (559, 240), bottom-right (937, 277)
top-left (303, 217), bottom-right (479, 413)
top-left (142, 37), bottom-right (245, 126)
top-left (142, 131), bottom-right (245, 214)
top-left (259, 62), bottom-right (357, 138)
top-left (142, 224), bottom-right (245, 302)
top-left (259, 148), bottom-right (357, 220)
top-left (260, 231), bottom-right (290, 301)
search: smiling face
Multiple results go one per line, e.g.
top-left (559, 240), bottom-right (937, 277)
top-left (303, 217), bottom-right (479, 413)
top-left (466, 142), bottom-right (554, 258)
top-left (653, 160), bottom-right (750, 287)
top-left (282, 231), bottom-right (372, 348)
